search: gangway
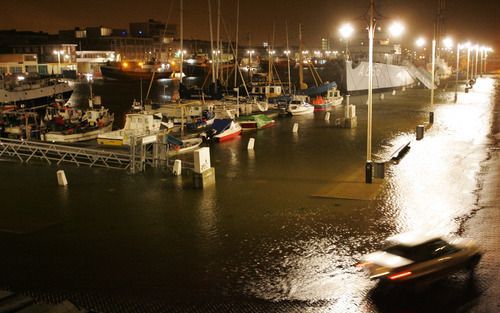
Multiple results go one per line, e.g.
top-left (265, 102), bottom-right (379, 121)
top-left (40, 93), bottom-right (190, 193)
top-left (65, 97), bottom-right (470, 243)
top-left (403, 61), bottom-right (436, 90)
top-left (0, 138), bottom-right (135, 170)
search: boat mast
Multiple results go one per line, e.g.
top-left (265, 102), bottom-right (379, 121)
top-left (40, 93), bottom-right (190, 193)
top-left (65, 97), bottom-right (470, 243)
top-left (180, 0), bottom-right (184, 84)
top-left (234, 0), bottom-right (240, 88)
top-left (208, 0), bottom-right (216, 85)
top-left (286, 20), bottom-right (291, 94)
top-left (216, 0), bottom-right (221, 81)
top-left (298, 24), bottom-right (305, 90)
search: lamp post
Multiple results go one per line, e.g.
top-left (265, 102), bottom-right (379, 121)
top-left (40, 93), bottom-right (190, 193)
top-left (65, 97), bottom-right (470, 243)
top-left (339, 23), bottom-right (354, 61)
top-left (455, 43), bottom-right (461, 102)
top-left (53, 50), bottom-right (64, 76)
top-left (364, 0), bottom-right (404, 183)
top-left (474, 45), bottom-right (479, 79)
top-left (465, 42), bottom-right (471, 88)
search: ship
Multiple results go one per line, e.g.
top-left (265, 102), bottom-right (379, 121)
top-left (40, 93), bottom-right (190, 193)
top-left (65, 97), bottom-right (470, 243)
top-left (0, 74), bottom-right (73, 106)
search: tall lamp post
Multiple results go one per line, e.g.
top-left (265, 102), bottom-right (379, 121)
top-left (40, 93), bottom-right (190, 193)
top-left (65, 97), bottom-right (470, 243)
top-left (464, 42), bottom-right (471, 88)
top-left (364, 0), bottom-right (404, 183)
top-left (339, 23), bottom-right (354, 61)
top-left (455, 43), bottom-right (462, 102)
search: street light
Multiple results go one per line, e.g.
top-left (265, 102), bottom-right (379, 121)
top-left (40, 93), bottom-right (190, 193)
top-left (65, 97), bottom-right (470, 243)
top-left (339, 23), bottom-right (354, 60)
top-left (53, 50), bottom-right (64, 75)
top-left (365, 0), bottom-right (404, 183)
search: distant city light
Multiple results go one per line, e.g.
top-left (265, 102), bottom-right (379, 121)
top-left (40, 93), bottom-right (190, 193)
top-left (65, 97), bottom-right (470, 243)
top-left (388, 21), bottom-right (404, 37)
top-left (339, 23), bottom-right (354, 39)
top-left (443, 37), bottom-right (453, 49)
top-left (416, 37), bottom-right (426, 47)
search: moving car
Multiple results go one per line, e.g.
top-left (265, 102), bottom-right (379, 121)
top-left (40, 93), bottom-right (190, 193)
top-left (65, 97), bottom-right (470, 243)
top-left (358, 232), bottom-right (482, 285)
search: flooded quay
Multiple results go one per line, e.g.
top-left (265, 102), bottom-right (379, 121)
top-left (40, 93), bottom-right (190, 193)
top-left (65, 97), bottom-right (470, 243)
top-left (0, 76), bottom-right (498, 312)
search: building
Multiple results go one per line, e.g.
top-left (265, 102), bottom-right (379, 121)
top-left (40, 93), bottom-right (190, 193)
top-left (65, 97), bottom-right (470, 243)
top-left (0, 54), bottom-right (38, 75)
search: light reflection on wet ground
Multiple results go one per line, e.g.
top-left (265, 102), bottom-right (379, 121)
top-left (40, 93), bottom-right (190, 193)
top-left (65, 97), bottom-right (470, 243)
top-left (0, 77), bottom-right (497, 312)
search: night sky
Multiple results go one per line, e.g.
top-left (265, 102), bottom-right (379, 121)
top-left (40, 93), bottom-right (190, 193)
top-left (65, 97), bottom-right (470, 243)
top-left (3, 0), bottom-right (498, 48)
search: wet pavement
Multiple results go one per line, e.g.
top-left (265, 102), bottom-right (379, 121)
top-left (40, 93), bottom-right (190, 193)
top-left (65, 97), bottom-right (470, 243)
top-left (0, 76), bottom-right (498, 312)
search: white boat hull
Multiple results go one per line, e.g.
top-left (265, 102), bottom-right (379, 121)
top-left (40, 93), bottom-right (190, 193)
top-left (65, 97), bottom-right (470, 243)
top-left (44, 123), bottom-right (113, 143)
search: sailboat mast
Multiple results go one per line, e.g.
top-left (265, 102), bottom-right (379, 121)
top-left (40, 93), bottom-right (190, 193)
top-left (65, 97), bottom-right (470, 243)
top-left (285, 20), bottom-right (291, 93)
top-left (234, 0), bottom-right (240, 88)
top-left (208, 0), bottom-right (216, 86)
top-left (180, 0), bottom-right (183, 83)
top-left (216, 0), bottom-right (221, 81)
top-left (298, 24), bottom-right (304, 90)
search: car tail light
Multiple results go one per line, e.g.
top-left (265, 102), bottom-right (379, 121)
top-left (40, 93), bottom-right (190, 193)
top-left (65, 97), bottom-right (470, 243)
top-left (388, 271), bottom-right (412, 280)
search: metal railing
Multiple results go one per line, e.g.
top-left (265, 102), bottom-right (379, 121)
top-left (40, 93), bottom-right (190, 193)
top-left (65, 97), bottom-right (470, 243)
top-left (0, 138), bottom-right (134, 170)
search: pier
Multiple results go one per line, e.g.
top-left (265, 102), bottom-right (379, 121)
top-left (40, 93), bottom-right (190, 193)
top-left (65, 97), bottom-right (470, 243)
top-left (0, 133), bottom-right (184, 173)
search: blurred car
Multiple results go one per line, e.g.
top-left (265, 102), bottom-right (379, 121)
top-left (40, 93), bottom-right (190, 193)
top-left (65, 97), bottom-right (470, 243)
top-left (358, 232), bottom-right (482, 285)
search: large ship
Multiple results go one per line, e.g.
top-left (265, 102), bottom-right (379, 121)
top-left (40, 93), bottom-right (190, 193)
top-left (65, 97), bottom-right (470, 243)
top-left (100, 61), bottom-right (173, 80)
top-left (0, 74), bottom-right (73, 106)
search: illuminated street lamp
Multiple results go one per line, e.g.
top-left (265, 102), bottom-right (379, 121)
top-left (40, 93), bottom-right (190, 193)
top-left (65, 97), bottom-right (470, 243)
top-left (365, 0), bottom-right (404, 183)
top-left (53, 50), bottom-right (64, 75)
top-left (339, 23), bottom-right (354, 60)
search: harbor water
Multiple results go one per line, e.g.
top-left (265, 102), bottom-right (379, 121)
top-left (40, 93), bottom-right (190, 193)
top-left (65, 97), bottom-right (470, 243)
top-left (0, 76), bottom-right (498, 312)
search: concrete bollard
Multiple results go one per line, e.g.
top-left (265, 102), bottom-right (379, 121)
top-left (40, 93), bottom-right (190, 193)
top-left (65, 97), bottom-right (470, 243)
top-left (429, 111), bottom-right (434, 124)
top-left (416, 125), bottom-right (425, 140)
top-left (380, 93), bottom-right (385, 100)
top-left (292, 123), bottom-right (299, 133)
top-left (247, 138), bottom-right (255, 150)
top-left (56, 170), bottom-right (68, 186)
top-left (324, 112), bottom-right (331, 121)
top-left (172, 159), bottom-right (182, 176)
top-left (392, 90), bottom-right (396, 96)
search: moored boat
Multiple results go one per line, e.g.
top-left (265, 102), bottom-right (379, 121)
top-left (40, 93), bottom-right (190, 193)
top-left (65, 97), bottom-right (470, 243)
top-left (238, 114), bottom-right (275, 131)
top-left (203, 119), bottom-right (241, 142)
top-left (287, 96), bottom-right (314, 116)
top-left (97, 112), bottom-right (163, 146)
top-left (43, 98), bottom-right (114, 143)
top-left (165, 135), bottom-right (203, 156)
top-left (1, 74), bottom-right (73, 106)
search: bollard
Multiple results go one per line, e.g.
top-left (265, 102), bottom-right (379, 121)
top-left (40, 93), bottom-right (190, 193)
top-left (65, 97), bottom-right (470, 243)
top-left (172, 159), bottom-right (182, 176)
top-left (416, 125), bottom-right (424, 140)
top-left (365, 161), bottom-right (373, 184)
top-left (392, 90), bottom-right (396, 96)
top-left (374, 162), bottom-right (385, 179)
top-left (194, 147), bottom-right (211, 174)
top-left (56, 170), bottom-right (68, 186)
top-left (465, 86), bottom-right (469, 93)
top-left (429, 111), bottom-right (434, 124)
top-left (247, 138), bottom-right (255, 150)
top-left (380, 93), bottom-right (385, 100)
top-left (324, 112), bottom-right (331, 121)
top-left (292, 123), bottom-right (299, 133)
top-left (402, 86), bottom-right (406, 92)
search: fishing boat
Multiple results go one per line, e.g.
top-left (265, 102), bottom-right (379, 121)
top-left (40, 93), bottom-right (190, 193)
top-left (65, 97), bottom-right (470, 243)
top-left (238, 114), bottom-right (275, 131)
top-left (43, 100), bottom-right (114, 143)
top-left (311, 87), bottom-right (343, 111)
top-left (97, 112), bottom-right (164, 146)
top-left (202, 119), bottom-right (241, 142)
top-left (0, 74), bottom-right (73, 106)
top-left (165, 135), bottom-right (203, 156)
top-left (287, 96), bottom-right (314, 116)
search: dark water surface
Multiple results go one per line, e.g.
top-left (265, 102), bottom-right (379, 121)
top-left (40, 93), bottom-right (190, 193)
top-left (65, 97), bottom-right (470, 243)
top-left (0, 76), bottom-right (497, 312)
